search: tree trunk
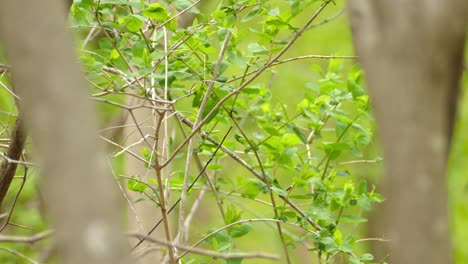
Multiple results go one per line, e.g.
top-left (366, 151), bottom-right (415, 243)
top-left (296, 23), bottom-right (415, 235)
top-left (348, 1), bottom-right (466, 263)
top-left (0, 1), bottom-right (133, 263)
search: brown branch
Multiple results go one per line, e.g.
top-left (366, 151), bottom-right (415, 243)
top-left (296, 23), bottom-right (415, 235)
top-left (0, 64), bottom-right (10, 74)
top-left (128, 232), bottom-right (279, 260)
top-left (0, 113), bottom-right (26, 207)
top-left (0, 230), bottom-right (53, 243)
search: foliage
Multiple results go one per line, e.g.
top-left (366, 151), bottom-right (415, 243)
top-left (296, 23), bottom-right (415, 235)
top-left (0, 0), bottom-right (386, 263)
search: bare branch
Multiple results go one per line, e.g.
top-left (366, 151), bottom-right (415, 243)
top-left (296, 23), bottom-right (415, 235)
top-left (128, 232), bottom-right (279, 260)
top-left (0, 230), bottom-right (53, 243)
top-left (0, 114), bottom-right (26, 206)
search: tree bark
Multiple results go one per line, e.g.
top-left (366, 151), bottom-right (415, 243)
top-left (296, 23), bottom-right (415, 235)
top-left (0, 1), bottom-right (133, 264)
top-left (348, 1), bottom-right (466, 263)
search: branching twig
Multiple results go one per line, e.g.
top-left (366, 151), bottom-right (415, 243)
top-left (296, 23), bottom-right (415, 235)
top-left (0, 64), bottom-right (10, 74)
top-left (178, 30), bottom-right (232, 244)
top-left (128, 232), bottom-right (279, 260)
top-left (176, 112), bottom-right (323, 230)
top-left (152, 113), bottom-right (176, 264)
top-left (0, 113), bottom-right (26, 207)
top-left (131, 127), bottom-right (233, 250)
top-left (0, 164), bottom-right (29, 232)
top-left (178, 218), bottom-right (317, 260)
top-left (0, 230), bottom-right (53, 243)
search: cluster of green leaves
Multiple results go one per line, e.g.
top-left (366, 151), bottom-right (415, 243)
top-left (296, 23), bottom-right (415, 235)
top-left (71, 0), bottom-right (382, 263)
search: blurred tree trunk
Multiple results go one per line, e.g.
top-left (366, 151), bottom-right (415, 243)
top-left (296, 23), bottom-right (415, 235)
top-left (348, 1), bottom-right (466, 263)
top-left (0, 1), bottom-right (133, 264)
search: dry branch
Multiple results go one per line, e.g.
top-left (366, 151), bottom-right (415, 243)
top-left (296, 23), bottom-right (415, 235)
top-left (0, 114), bottom-right (26, 206)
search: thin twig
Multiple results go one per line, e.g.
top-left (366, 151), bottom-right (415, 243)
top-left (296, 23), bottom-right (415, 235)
top-left (153, 113), bottom-right (176, 264)
top-left (0, 230), bottom-right (53, 243)
top-left (132, 127), bottom-right (232, 250)
top-left (0, 247), bottom-right (38, 264)
top-left (193, 155), bottom-right (226, 221)
top-left (0, 113), bottom-right (26, 207)
top-left (99, 135), bottom-right (150, 165)
top-left (178, 218), bottom-right (316, 260)
top-left (0, 64), bottom-right (10, 74)
top-left (128, 232), bottom-right (279, 260)
top-left (223, 111), bottom-right (291, 263)
top-left (0, 81), bottom-right (21, 101)
top-left (308, 7), bottom-right (346, 29)
top-left (0, 153), bottom-right (38, 167)
top-left (108, 159), bottom-right (144, 232)
top-left (165, 186), bottom-right (207, 263)
top-left (0, 164), bottom-right (29, 232)
top-left (178, 30), bottom-right (232, 244)
top-left (337, 158), bottom-right (382, 165)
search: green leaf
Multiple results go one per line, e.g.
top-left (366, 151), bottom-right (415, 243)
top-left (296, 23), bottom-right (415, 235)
top-left (205, 231), bottom-right (232, 252)
top-left (327, 58), bottom-right (342, 73)
top-left (288, 123), bottom-right (307, 144)
top-left (357, 194), bottom-right (371, 210)
top-left (140, 147), bottom-right (155, 168)
top-left (225, 205), bottom-right (242, 224)
top-left (207, 163), bottom-right (223, 171)
top-left (228, 49), bottom-right (247, 68)
top-left (240, 180), bottom-right (260, 199)
top-left (358, 180), bottom-right (368, 195)
top-left (268, 8), bottom-right (280, 16)
top-left (271, 186), bottom-right (288, 197)
top-left (119, 15), bottom-right (144, 32)
top-left (281, 133), bottom-right (301, 146)
top-left (226, 257), bottom-right (243, 264)
top-left (318, 142), bottom-right (350, 160)
top-left (174, 0), bottom-right (200, 14)
top-left (260, 123), bottom-right (281, 136)
top-left (350, 256), bottom-right (363, 264)
top-left (263, 16), bottom-right (288, 27)
top-left (334, 228), bottom-right (343, 245)
top-left (109, 49), bottom-right (120, 60)
top-left (142, 3), bottom-right (169, 21)
top-left (127, 177), bottom-right (148, 193)
top-left (242, 6), bottom-right (261, 22)
top-left (248, 43), bottom-right (269, 54)
top-left (361, 253), bottom-right (374, 261)
top-left (370, 192), bottom-right (385, 203)
top-left (340, 215), bottom-right (368, 223)
top-left (228, 223), bottom-right (253, 238)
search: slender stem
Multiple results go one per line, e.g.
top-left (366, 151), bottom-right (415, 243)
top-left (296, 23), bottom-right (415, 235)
top-left (132, 127), bottom-right (232, 249)
top-left (178, 31), bottom-right (232, 244)
top-left (129, 233), bottom-right (279, 260)
top-left (153, 112), bottom-right (176, 264)
top-left (178, 218), bottom-right (316, 260)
